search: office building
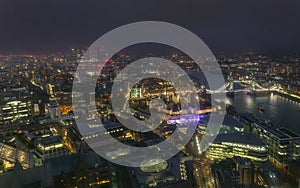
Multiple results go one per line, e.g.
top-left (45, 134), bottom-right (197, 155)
top-left (0, 90), bottom-right (34, 131)
top-left (205, 132), bottom-right (268, 163)
top-left (34, 136), bottom-right (70, 165)
top-left (240, 113), bottom-right (300, 166)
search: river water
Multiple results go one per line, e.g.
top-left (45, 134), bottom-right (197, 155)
top-left (226, 93), bottom-right (300, 134)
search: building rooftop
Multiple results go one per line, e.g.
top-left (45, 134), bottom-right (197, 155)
top-left (202, 114), bottom-right (244, 129)
top-left (45, 101), bottom-right (59, 108)
top-left (223, 115), bottom-right (244, 129)
top-left (240, 112), bottom-right (300, 140)
top-left (39, 136), bottom-right (62, 146)
top-left (256, 122), bottom-right (289, 139)
top-left (239, 112), bottom-right (260, 124)
top-left (213, 132), bottom-right (266, 147)
top-left (278, 127), bottom-right (300, 138)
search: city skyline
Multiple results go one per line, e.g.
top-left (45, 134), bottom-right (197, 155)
top-left (0, 47), bottom-right (299, 187)
top-left (0, 1), bottom-right (299, 188)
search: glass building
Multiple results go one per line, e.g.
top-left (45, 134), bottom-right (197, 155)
top-left (205, 132), bottom-right (268, 163)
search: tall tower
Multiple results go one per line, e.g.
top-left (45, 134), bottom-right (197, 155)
top-left (228, 72), bottom-right (234, 91)
top-left (250, 73), bottom-right (256, 91)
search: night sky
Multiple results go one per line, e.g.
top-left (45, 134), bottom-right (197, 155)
top-left (0, 0), bottom-right (300, 55)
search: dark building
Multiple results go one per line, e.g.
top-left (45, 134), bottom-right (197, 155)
top-left (256, 162), bottom-right (281, 187)
top-left (232, 156), bottom-right (255, 186)
top-left (212, 157), bottom-right (256, 188)
top-left (211, 159), bottom-right (239, 188)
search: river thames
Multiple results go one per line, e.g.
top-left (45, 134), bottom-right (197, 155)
top-left (226, 92), bottom-right (300, 134)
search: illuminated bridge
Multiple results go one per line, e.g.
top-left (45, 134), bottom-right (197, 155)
top-left (206, 79), bottom-right (280, 94)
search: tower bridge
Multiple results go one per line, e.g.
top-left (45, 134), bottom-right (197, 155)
top-left (206, 78), bottom-right (280, 94)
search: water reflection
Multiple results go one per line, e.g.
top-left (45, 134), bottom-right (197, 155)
top-left (226, 93), bottom-right (300, 134)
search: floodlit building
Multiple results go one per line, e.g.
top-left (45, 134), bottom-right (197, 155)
top-left (130, 84), bottom-right (143, 99)
top-left (205, 132), bottom-right (268, 163)
top-left (34, 136), bottom-right (70, 165)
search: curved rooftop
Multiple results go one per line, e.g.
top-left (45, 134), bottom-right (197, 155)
top-left (140, 159), bottom-right (168, 173)
top-left (213, 132), bottom-right (265, 147)
top-left (201, 114), bottom-right (244, 129)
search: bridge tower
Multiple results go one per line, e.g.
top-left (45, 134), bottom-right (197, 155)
top-left (250, 73), bottom-right (256, 91)
top-left (228, 72), bottom-right (234, 91)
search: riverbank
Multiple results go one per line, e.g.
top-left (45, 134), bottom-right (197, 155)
top-left (272, 91), bottom-right (300, 103)
top-left (226, 92), bottom-right (300, 134)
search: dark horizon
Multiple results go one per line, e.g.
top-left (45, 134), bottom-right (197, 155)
top-left (1, 0), bottom-right (300, 55)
